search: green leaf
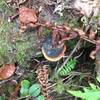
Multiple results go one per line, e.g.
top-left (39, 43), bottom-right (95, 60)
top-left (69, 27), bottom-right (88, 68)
top-left (20, 88), bottom-right (29, 96)
top-left (21, 80), bottom-right (30, 88)
top-left (89, 83), bottom-right (97, 90)
top-left (96, 76), bottom-right (100, 83)
top-left (29, 84), bottom-right (41, 97)
top-left (37, 95), bottom-right (45, 100)
top-left (58, 58), bottom-right (76, 76)
top-left (67, 88), bottom-right (100, 100)
top-left (83, 87), bottom-right (91, 92)
top-left (0, 96), bottom-right (5, 100)
top-left (20, 80), bottom-right (30, 96)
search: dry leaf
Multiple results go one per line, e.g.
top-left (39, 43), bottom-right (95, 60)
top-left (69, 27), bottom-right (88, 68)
top-left (74, 28), bottom-right (85, 36)
top-left (0, 64), bottom-right (15, 80)
top-left (74, 0), bottom-right (99, 17)
top-left (8, 84), bottom-right (20, 100)
top-left (18, 6), bottom-right (38, 33)
top-left (97, 40), bottom-right (100, 44)
top-left (89, 30), bottom-right (96, 40)
top-left (19, 6), bottom-right (38, 27)
top-left (90, 43), bottom-right (100, 59)
top-left (90, 50), bottom-right (96, 59)
top-left (96, 43), bottom-right (100, 52)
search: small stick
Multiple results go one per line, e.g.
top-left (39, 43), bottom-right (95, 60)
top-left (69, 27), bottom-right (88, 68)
top-left (81, 36), bottom-right (96, 44)
top-left (8, 13), bottom-right (19, 22)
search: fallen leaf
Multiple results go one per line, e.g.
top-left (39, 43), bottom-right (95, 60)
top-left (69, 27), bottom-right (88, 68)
top-left (90, 50), bottom-right (96, 59)
top-left (19, 6), bottom-right (38, 27)
top-left (96, 43), bottom-right (100, 53)
top-left (74, 0), bottom-right (99, 17)
top-left (74, 28), bottom-right (85, 36)
top-left (89, 30), bottom-right (96, 40)
top-left (90, 43), bottom-right (100, 59)
top-left (0, 64), bottom-right (15, 80)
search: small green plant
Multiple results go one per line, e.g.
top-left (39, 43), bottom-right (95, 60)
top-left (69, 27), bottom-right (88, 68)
top-left (20, 80), bottom-right (45, 100)
top-left (57, 58), bottom-right (77, 76)
top-left (20, 80), bottom-right (30, 96)
top-left (54, 79), bottom-right (65, 94)
top-left (67, 82), bottom-right (100, 100)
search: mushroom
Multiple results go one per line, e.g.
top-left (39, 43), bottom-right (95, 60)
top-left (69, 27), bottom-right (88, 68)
top-left (42, 38), bottom-right (66, 62)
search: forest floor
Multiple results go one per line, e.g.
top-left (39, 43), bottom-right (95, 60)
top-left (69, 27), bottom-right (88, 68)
top-left (0, 0), bottom-right (100, 100)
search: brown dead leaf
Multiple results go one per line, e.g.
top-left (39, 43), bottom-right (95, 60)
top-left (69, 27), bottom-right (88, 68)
top-left (89, 30), bottom-right (96, 40)
top-left (74, 0), bottom-right (99, 17)
top-left (90, 50), bottom-right (96, 59)
top-left (19, 6), bottom-right (38, 26)
top-left (0, 64), bottom-right (15, 80)
top-left (18, 6), bottom-right (38, 32)
top-left (96, 43), bottom-right (100, 52)
top-left (97, 40), bottom-right (100, 44)
top-left (90, 43), bottom-right (100, 59)
top-left (74, 28), bottom-right (86, 36)
top-left (8, 84), bottom-right (20, 100)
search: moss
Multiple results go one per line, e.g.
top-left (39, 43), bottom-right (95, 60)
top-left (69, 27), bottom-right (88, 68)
top-left (0, 1), bottom-right (36, 67)
top-left (15, 40), bottom-right (34, 66)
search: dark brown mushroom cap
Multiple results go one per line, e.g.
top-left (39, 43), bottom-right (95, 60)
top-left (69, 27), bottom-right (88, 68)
top-left (42, 38), bottom-right (66, 62)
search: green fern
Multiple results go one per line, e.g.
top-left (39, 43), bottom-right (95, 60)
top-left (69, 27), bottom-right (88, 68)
top-left (58, 58), bottom-right (76, 76)
top-left (67, 83), bottom-right (100, 100)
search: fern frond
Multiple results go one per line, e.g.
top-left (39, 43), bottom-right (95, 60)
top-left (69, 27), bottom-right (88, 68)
top-left (58, 58), bottom-right (76, 76)
top-left (67, 83), bottom-right (100, 100)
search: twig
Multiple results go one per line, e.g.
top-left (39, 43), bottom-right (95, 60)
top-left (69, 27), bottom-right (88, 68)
top-left (0, 79), bottom-right (10, 85)
top-left (8, 13), bottom-right (19, 22)
top-left (0, 74), bottom-right (22, 85)
top-left (17, 95), bottom-right (30, 100)
top-left (47, 75), bottom-right (73, 90)
top-left (47, 75), bottom-right (73, 94)
top-left (48, 71), bottom-right (90, 90)
top-left (49, 83), bottom-right (87, 95)
top-left (55, 96), bottom-right (73, 100)
top-left (57, 39), bottom-right (82, 74)
top-left (81, 36), bottom-right (96, 44)
top-left (48, 72), bottom-right (90, 94)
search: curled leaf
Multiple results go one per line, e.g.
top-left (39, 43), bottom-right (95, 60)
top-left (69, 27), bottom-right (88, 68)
top-left (0, 64), bottom-right (15, 80)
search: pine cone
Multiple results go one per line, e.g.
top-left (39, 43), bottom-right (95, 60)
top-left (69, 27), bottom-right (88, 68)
top-left (36, 65), bottom-right (52, 100)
